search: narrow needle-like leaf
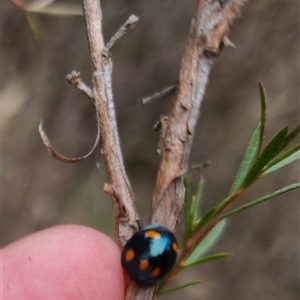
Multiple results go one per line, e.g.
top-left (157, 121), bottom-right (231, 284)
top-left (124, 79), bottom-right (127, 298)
top-left (229, 123), bottom-right (260, 195)
top-left (190, 177), bottom-right (204, 224)
top-left (185, 220), bottom-right (227, 265)
top-left (184, 176), bottom-right (193, 232)
top-left (158, 280), bottom-right (202, 296)
top-left (193, 206), bottom-right (218, 232)
top-left (257, 80), bottom-right (267, 156)
top-left (242, 126), bottom-right (289, 188)
top-left (279, 123), bottom-right (300, 152)
top-left (183, 252), bottom-right (230, 268)
top-left (262, 145), bottom-right (300, 176)
top-left (221, 183), bottom-right (300, 219)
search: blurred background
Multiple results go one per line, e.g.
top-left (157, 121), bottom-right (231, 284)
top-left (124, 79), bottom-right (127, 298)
top-left (2, 0), bottom-right (299, 299)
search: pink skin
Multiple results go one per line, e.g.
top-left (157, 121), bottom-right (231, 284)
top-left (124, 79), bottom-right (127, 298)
top-left (2, 225), bottom-right (124, 300)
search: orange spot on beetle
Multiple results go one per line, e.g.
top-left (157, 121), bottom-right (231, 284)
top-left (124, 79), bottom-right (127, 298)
top-left (125, 249), bottom-right (135, 262)
top-left (151, 267), bottom-right (161, 277)
top-left (172, 242), bottom-right (178, 253)
top-left (145, 230), bottom-right (161, 239)
top-left (139, 260), bottom-right (149, 270)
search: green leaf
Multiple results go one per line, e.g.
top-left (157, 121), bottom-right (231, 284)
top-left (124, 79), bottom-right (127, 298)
top-left (183, 252), bottom-right (230, 268)
top-left (184, 176), bottom-right (193, 231)
top-left (190, 177), bottom-right (204, 224)
top-left (185, 219), bottom-right (227, 265)
top-left (262, 145), bottom-right (300, 176)
top-left (279, 123), bottom-right (300, 152)
top-left (10, 0), bottom-right (55, 10)
top-left (257, 80), bottom-right (267, 155)
top-left (221, 183), bottom-right (300, 219)
top-left (229, 123), bottom-right (260, 195)
top-left (26, 13), bottom-right (43, 44)
top-left (31, 3), bottom-right (83, 16)
top-left (11, 0), bottom-right (83, 15)
top-left (241, 126), bottom-right (289, 188)
top-left (158, 280), bottom-right (202, 296)
top-left (193, 206), bottom-right (218, 233)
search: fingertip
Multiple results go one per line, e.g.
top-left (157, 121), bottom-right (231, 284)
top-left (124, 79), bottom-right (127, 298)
top-left (2, 225), bottom-right (124, 300)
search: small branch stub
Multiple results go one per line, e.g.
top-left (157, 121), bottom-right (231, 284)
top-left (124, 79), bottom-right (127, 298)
top-left (106, 15), bottom-right (139, 50)
top-left (141, 84), bottom-right (177, 105)
top-left (65, 71), bottom-right (94, 100)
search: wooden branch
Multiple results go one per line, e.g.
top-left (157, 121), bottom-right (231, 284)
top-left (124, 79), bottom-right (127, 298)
top-left (151, 0), bottom-right (249, 229)
top-left (82, 0), bottom-right (139, 246)
top-left (126, 0), bottom-right (249, 299)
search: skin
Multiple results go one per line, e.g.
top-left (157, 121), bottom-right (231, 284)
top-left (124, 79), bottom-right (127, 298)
top-left (1, 225), bottom-right (124, 300)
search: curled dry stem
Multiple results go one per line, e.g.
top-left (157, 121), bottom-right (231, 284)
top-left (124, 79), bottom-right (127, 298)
top-left (39, 70), bottom-right (100, 163)
top-left (38, 115), bottom-right (100, 163)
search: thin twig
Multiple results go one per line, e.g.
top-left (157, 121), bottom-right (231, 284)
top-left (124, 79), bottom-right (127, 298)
top-left (106, 15), bottom-right (139, 50)
top-left (141, 85), bottom-right (177, 105)
top-left (190, 160), bottom-right (211, 172)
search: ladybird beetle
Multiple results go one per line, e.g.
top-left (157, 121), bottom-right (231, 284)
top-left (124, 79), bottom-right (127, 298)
top-left (121, 224), bottom-right (178, 285)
